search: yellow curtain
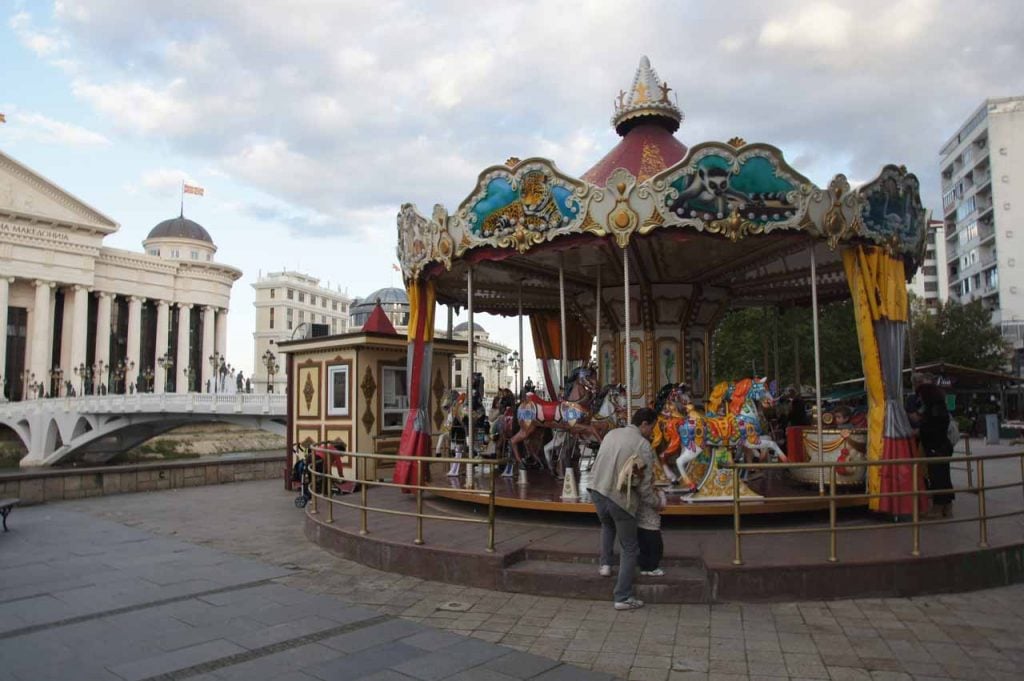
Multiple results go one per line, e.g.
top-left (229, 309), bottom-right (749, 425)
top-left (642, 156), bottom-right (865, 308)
top-left (529, 314), bottom-right (592, 360)
top-left (841, 245), bottom-right (908, 510)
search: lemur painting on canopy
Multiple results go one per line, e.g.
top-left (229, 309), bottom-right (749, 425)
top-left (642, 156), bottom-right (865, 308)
top-left (669, 159), bottom-right (793, 222)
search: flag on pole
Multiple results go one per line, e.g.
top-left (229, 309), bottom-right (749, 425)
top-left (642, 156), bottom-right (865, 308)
top-left (0, 113), bottom-right (6, 124)
top-left (183, 183), bottom-right (205, 196)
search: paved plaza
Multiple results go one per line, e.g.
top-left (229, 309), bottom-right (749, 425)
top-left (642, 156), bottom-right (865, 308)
top-left (2, 476), bottom-right (1024, 680)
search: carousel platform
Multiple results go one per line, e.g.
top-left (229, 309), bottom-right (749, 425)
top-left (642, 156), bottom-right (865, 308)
top-left (430, 467), bottom-right (867, 515)
top-left (305, 448), bottom-right (1024, 603)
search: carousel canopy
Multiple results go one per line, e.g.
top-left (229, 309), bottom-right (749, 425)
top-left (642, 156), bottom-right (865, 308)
top-left (396, 56), bottom-right (928, 338)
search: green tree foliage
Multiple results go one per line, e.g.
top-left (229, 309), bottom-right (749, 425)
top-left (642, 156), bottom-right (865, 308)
top-left (712, 301), bottom-right (862, 388)
top-left (910, 297), bottom-right (1009, 371)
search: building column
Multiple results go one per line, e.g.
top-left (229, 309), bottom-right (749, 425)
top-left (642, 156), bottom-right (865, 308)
top-left (215, 308), bottom-right (228, 360)
top-left (30, 280), bottom-right (55, 392)
top-left (201, 305), bottom-right (216, 392)
top-left (0, 277), bottom-right (11, 398)
top-left (126, 296), bottom-right (144, 391)
top-left (70, 285), bottom-right (90, 392)
top-left (95, 292), bottom-right (113, 391)
top-left (176, 304), bottom-right (192, 393)
top-left (154, 300), bottom-right (170, 393)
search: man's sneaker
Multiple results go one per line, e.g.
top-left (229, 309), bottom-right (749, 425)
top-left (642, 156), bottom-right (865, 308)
top-left (640, 568), bottom-right (665, 577)
top-left (613, 597), bottom-right (644, 610)
top-left (598, 565), bottom-right (612, 577)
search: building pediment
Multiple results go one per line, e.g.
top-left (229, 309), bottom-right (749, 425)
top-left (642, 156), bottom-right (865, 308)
top-left (0, 150), bottom-right (118, 235)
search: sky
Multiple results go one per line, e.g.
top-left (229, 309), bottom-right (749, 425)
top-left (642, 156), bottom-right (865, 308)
top-left (2, 0), bottom-right (1023, 383)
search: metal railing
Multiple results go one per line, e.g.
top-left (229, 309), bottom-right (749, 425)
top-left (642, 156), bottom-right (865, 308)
top-left (308, 447), bottom-right (497, 551)
top-left (729, 445), bottom-right (1024, 565)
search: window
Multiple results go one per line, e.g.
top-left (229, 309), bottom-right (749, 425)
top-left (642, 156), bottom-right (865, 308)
top-left (269, 308), bottom-right (275, 330)
top-left (311, 295), bottom-right (316, 306)
top-left (148, 248), bottom-right (160, 256)
top-left (287, 308), bottom-right (293, 330)
top-left (270, 288), bottom-right (276, 299)
top-left (191, 250), bottom-right (199, 260)
top-left (287, 288), bottom-right (294, 300)
top-left (327, 365), bottom-right (350, 416)
top-left (299, 310), bottom-right (305, 322)
top-left (332, 301), bottom-right (338, 311)
top-left (381, 366), bottom-right (409, 430)
top-left (298, 292), bottom-right (305, 303)
top-left (171, 249), bottom-right (180, 258)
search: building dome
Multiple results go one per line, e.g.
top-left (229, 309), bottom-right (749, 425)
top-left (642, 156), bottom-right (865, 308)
top-left (146, 216), bottom-right (214, 244)
top-left (582, 56), bottom-right (688, 186)
top-left (452, 321), bottom-right (487, 334)
top-left (350, 287), bottom-right (410, 328)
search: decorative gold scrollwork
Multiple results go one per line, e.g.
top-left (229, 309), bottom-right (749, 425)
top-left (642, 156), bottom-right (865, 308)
top-left (707, 209), bottom-right (763, 242)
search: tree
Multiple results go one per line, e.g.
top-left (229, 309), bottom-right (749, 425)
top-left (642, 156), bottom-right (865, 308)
top-left (911, 298), bottom-right (1010, 371)
top-left (712, 301), bottom-right (862, 389)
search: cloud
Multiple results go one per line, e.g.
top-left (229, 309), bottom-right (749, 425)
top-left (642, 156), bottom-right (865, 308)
top-left (132, 168), bottom-right (201, 197)
top-left (2, 111), bottom-right (109, 146)
top-left (9, 10), bottom-right (67, 56)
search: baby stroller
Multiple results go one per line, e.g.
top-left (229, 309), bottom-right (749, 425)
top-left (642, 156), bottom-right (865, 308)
top-left (292, 453), bottom-right (315, 508)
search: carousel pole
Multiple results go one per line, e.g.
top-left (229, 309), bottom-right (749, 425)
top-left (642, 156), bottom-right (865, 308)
top-left (772, 307), bottom-right (780, 389)
top-left (467, 266), bottom-right (475, 477)
top-left (623, 246), bottom-right (631, 416)
top-left (595, 269), bottom-right (602, 376)
top-left (809, 244), bottom-right (825, 496)
top-left (518, 280), bottom-right (524, 396)
top-left (559, 255), bottom-right (568, 389)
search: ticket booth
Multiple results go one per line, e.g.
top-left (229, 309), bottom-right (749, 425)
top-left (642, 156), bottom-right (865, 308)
top-left (279, 315), bottom-right (465, 487)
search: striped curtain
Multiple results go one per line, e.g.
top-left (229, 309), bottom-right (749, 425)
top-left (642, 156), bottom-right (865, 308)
top-left (393, 279), bottom-right (436, 489)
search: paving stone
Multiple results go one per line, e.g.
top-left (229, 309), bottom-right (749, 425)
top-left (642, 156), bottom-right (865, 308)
top-left (108, 638), bottom-right (248, 681)
top-left (305, 641), bottom-right (425, 681)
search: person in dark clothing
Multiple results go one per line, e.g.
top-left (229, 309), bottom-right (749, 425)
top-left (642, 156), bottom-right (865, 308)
top-left (916, 382), bottom-right (955, 517)
top-left (787, 389), bottom-right (810, 427)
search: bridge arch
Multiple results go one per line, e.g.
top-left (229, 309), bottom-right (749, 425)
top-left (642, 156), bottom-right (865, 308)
top-left (71, 416), bottom-right (93, 440)
top-left (45, 418), bottom-right (64, 454)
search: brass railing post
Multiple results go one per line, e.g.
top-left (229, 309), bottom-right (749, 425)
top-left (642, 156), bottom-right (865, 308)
top-left (415, 457), bottom-right (424, 545)
top-left (326, 460), bottom-right (334, 524)
top-left (1020, 451), bottom-right (1024, 506)
top-left (964, 434), bottom-right (974, 491)
top-left (487, 456), bottom-right (496, 553)
top-left (977, 456), bottom-right (988, 548)
top-left (732, 463), bottom-right (743, 566)
top-left (310, 459), bottom-right (319, 515)
top-left (828, 464), bottom-right (837, 563)
top-left (359, 458), bottom-right (369, 536)
top-left (911, 460), bottom-right (920, 557)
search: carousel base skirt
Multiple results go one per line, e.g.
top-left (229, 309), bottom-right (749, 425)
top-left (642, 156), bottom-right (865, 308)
top-left (431, 467), bottom-right (866, 516)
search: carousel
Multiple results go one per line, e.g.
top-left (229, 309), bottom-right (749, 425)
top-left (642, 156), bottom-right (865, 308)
top-left (393, 56), bottom-right (928, 517)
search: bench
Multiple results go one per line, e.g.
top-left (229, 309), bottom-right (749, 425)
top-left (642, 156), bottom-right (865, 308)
top-left (0, 498), bottom-right (19, 532)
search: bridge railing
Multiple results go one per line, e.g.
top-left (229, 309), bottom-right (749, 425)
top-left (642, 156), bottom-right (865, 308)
top-left (0, 392), bottom-right (287, 416)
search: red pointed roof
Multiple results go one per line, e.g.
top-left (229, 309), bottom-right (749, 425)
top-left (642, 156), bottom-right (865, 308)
top-left (361, 302), bottom-right (398, 335)
top-left (582, 56), bottom-right (688, 186)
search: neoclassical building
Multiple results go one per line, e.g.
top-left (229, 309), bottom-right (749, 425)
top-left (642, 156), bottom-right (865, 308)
top-left (0, 149), bottom-right (241, 401)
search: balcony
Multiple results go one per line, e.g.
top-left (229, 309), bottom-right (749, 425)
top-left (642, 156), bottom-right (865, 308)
top-left (1003, 321), bottom-right (1024, 350)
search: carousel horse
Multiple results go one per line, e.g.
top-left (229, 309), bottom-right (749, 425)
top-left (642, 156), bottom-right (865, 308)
top-left (438, 389), bottom-right (469, 476)
top-left (510, 366), bottom-right (602, 478)
top-left (651, 384), bottom-right (700, 492)
top-left (487, 388), bottom-right (521, 477)
top-left (709, 378), bottom-right (788, 465)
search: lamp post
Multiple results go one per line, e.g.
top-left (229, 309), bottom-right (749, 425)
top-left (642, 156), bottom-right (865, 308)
top-left (208, 352), bottom-right (223, 393)
top-left (508, 351), bottom-right (521, 395)
top-left (113, 359), bottom-right (134, 394)
top-left (262, 349), bottom-right (278, 393)
top-left (157, 353), bottom-right (174, 393)
top-left (490, 353), bottom-right (507, 392)
top-left (183, 364), bottom-right (196, 393)
top-left (23, 370), bottom-right (35, 400)
top-left (74, 363), bottom-right (92, 396)
top-left (96, 360), bottom-right (107, 394)
top-left (143, 367), bottom-right (155, 393)
top-left (49, 365), bottom-right (64, 398)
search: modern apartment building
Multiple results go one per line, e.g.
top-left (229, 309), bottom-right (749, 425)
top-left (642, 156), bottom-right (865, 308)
top-left (251, 271), bottom-right (352, 392)
top-left (908, 218), bottom-right (948, 310)
top-left (939, 96), bottom-right (1024, 372)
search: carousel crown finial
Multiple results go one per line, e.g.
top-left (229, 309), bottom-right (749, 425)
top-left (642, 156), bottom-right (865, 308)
top-left (612, 55), bottom-right (683, 136)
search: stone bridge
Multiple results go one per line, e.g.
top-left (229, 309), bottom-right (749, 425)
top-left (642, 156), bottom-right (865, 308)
top-left (0, 393), bottom-right (287, 467)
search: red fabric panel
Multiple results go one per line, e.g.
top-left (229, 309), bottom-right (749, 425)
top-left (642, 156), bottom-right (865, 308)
top-left (876, 437), bottom-right (928, 515)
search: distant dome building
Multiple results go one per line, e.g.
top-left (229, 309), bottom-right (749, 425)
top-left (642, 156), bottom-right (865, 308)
top-left (350, 287), bottom-right (409, 330)
top-left (452, 321), bottom-right (488, 340)
top-left (143, 214), bottom-right (217, 262)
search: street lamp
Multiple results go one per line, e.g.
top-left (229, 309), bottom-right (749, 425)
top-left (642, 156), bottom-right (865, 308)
top-left (74, 363), bottom-right (92, 396)
top-left (157, 353), bottom-right (174, 393)
top-left (49, 365), bottom-right (64, 398)
top-left (262, 349), bottom-right (278, 393)
top-left (113, 359), bottom-right (134, 394)
top-left (142, 367), bottom-right (155, 393)
top-left (183, 364), bottom-right (196, 393)
top-left (96, 360), bottom-right (108, 394)
top-left (208, 352), bottom-right (222, 393)
top-left (508, 351), bottom-right (521, 395)
top-left (490, 354), bottom-right (507, 391)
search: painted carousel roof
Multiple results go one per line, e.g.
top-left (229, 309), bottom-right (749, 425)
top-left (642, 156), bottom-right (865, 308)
top-left (396, 57), bottom-right (928, 330)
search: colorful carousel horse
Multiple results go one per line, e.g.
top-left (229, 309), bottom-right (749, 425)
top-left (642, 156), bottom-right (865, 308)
top-left (510, 366), bottom-right (603, 479)
top-left (706, 378), bottom-right (788, 465)
top-left (437, 389), bottom-right (469, 476)
top-left (651, 384), bottom-right (701, 492)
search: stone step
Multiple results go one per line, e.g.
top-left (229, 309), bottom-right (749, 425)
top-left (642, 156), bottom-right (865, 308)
top-left (522, 547), bottom-right (704, 569)
top-left (501, 559), bottom-right (710, 603)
